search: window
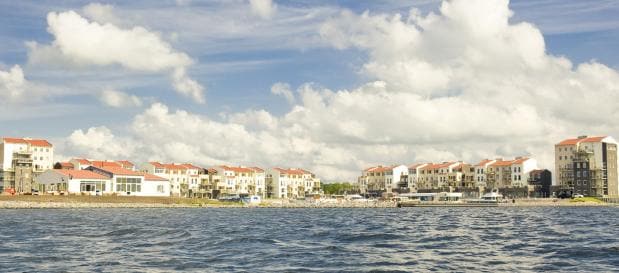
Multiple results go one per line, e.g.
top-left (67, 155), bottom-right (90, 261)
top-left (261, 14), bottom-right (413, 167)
top-left (115, 177), bottom-right (142, 193)
top-left (157, 185), bottom-right (164, 193)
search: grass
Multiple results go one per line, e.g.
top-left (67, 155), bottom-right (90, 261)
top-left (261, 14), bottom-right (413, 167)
top-left (569, 197), bottom-right (604, 203)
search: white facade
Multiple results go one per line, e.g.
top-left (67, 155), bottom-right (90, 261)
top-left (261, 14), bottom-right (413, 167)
top-left (474, 159), bottom-right (496, 187)
top-left (36, 169), bottom-right (112, 194)
top-left (1, 138), bottom-right (54, 172)
top-left (510, 157), bottom-right (538, 187)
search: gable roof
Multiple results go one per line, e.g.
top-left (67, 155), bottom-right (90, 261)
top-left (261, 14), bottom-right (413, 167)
top-left (96, 166), bottom-right (143, 176)
top-left (91, 161), bottom-right (122, 168)
top-left (54, 169), bottom-right (108, 180)
top-left (143, 173), bottom-right (168, 181)
top-left (557, 136), bottom-right (607, 145)
top-left (3, 137), bottom-right (52, 147)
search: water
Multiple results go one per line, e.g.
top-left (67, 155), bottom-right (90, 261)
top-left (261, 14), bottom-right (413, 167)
top-left (0, 207), bottom-right (618, 272)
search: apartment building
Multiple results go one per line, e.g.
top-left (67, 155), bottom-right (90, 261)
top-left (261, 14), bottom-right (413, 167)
top-left (555, 136), bottom-right (618, 197)
top-left (485, 157), bottom-right (538, 189)
top-left (474, 159), bottom-right (496, 187)
top-left (266, 168), bottom-right (320, 198)
top-left (404, 163), bottom-right (429, 192)
top-left (0, 137), bottom-right (54, 193)
top-left (140, 162), bottom-right (191, 197)
top-left (357, 165), bottom-right (408, 195)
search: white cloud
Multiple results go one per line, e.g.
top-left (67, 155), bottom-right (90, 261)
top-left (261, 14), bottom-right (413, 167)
top-left (249, 0), bottom-right (277, 19)
top-left (67, 126), bottom-right (136, 159)
top-left (28, 10), bottom-right (205, 103)
top-left (82, 3), bottom-right (122, 26)
top-left (270, 82), bottom-right (295, 104)
top-left (100, 89), bottom-right (143, 108)
top-left (0, 65), bottom-right (26, 102)
top-left (60, 0), bottom-right (619, 182)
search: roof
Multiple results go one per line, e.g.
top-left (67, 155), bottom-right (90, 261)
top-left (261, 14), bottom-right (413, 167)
top-left (364, 166), bottom-right (393, 173)
top-left (422, 162), bottom-right (457, 170)
top-left (116, 160), bottom-right (135, 167)
top-left (73, 158), bottom-right (92, 165)
top-left (54, 169), bottom-right (108, 180)
top-left (408, 163), bottom-right (428, 169)
top-left (273, 167), bottom-right (309, 175)
top-left (475, 159), bottom-right (494, 167)
top-left (557, 136), bottom-right (607, 145)
top-left (511, 157), bottom-right (530, 164)
top-left (91, 161), bottom-right (122, 168)
top-left (143, 173), bottom-right (168, 181)
top-left (57, 162), bottom-right (74, 168)
top-left (3, 137), bottom-right (53, 147)
top-left (248, 167), bottom-right (264, 172)
top-left (220, 165), bottom-right (252, 173)
top-left (490, 160), bottom-right (514, 167)
top-left (97, 166), bottom-right (143, 176)
top-left (149, 162), bottom-right (166, 168)
top-left (181, 163), bottom-right (202, 169)
top-left (163, 164), bottom-right (188, 170)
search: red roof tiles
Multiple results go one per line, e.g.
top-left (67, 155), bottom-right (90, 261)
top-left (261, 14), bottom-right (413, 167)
top-left (3, 137), bottom-right (52, 147)
top-left (143, 173), bottom-right (168, 181)
top-left (54, 169), bottom-right (108, 180)
top-left (557, 136), bottom-right (607, 145)
top-left (97, 166), bottom-right (143, 176)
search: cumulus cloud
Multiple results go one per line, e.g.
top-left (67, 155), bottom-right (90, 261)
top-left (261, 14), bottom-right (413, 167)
top-left (61, 0), bottom-right (619, 182)
top-left (28, 10), bottom-right (205, 103)
top-left (0, 65), bottom-right (26, 102)
top-left (270, 82), bottom-right (295, 104)
top-left (100, 89), bottom-right (143, 108)
top-left (82, 3), bottom-right (122, 25)
top-left (67, 126), bottom-right (136, 159)
top-left (249, 0), bottom-right (277, 19)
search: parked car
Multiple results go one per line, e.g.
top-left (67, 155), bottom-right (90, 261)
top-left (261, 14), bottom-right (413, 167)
top-left (573, 194), bottom-right (584, 198)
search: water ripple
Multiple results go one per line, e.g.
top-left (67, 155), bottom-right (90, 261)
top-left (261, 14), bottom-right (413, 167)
top-left (0, 207), bottom-right (618, 272)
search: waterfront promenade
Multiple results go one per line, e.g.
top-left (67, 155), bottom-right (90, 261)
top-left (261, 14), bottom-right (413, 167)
top-left (0, 195), bottom-right (613, 209)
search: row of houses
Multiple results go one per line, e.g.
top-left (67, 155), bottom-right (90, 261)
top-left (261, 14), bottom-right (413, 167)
top-left (358, 157), bottom-right (540, 195)
top-left (358, 135), bottom-right (619, 198)
top-left (0, 137), bottom-right (322, 198)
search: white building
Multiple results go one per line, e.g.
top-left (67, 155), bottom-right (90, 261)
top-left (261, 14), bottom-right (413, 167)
top-left (1, 137), bottom-right (54, 192)
top-left (36, 169), bottom-right (111, 194)
top-left (510, 157), bottom-right (538, 187)
top-left (474, 159), bottom-right (496, 187)
top-left (266, 168), bottom-right (319, 199)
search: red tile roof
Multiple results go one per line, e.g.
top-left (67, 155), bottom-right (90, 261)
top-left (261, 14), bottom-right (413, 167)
top-left (490, 160), bottom-right (514, 167)
top-left (143, 173), bottom-right (168, 181)
top-left (149, 162), bottom-right (165, 168)
top-left (476, 159), bottom-right (494, 167)
top-left (164, 164), bottom-right (188, 170)
top-left (54, 169), bottom-right (108, 180)
top-left (116, 160), bottom-right (135, 167)
top-left (57, 162), bottom-right (74, 168)
top-left (557, 136), bottom-right (606, 145)
top-left (91, 161), bottom-right (122, 168)
top-left (97, 166), bottom-right (143, 176)
top-left (181, 163), bottom-right (202, 169)
top-left (3, 137), bottom-right (52, 147)
top-left (408, 163), bottom-right (429, 169)
top-left (220, 165), bottom-right (252, 173)
top-left (73, 158), bottom-right (92, 165)
top-left (248, 167), bottom-right (264, 172)
top-left (511, 157), bottom-right (530, 164)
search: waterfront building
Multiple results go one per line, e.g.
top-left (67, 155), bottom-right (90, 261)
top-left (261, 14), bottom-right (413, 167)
top-left (528, 169), bottom-right (552, 197)
top-left (266, 167), bottom-right (320, 198)
top-left (555, 136), bottom-right (618, 197)
top-left (36, 169), bottom-right (110, 194)
top-left (474, 159), bottom-right (496, 187)
top-left (140, 162), bottom-right (194, 196)
top-left (0, 137), bottom-right (54, 193)
top-left (87, 166), bottom-right (170, 196)
top-left (358, 165), bottom-right (408, 196)
top-left (405, 163), bottom-right (430, 192)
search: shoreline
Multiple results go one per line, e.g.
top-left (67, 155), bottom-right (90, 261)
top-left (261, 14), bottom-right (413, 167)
top-left (0, 196), bottom-right (615, 209)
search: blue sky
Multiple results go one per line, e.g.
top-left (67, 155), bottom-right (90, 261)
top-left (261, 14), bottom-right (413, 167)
top-left (2, 0), bottom-right (619, 180)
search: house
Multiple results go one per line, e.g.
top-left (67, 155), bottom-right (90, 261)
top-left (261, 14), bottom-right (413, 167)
top-left (1, 137), bottom-right (54, 193)
top-left (36, 169), bottom-right (111, 194)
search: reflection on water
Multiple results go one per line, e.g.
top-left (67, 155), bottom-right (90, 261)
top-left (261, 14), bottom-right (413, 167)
top-left (0, 207), bottom-right (618, 272)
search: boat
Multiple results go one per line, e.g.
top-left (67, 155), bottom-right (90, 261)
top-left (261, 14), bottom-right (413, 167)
top-left (397, 192), bottom-right (499, 207)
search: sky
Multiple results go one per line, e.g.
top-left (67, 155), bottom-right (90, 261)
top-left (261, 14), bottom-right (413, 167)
top-left (1, 0), bottom-right (619, 182)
